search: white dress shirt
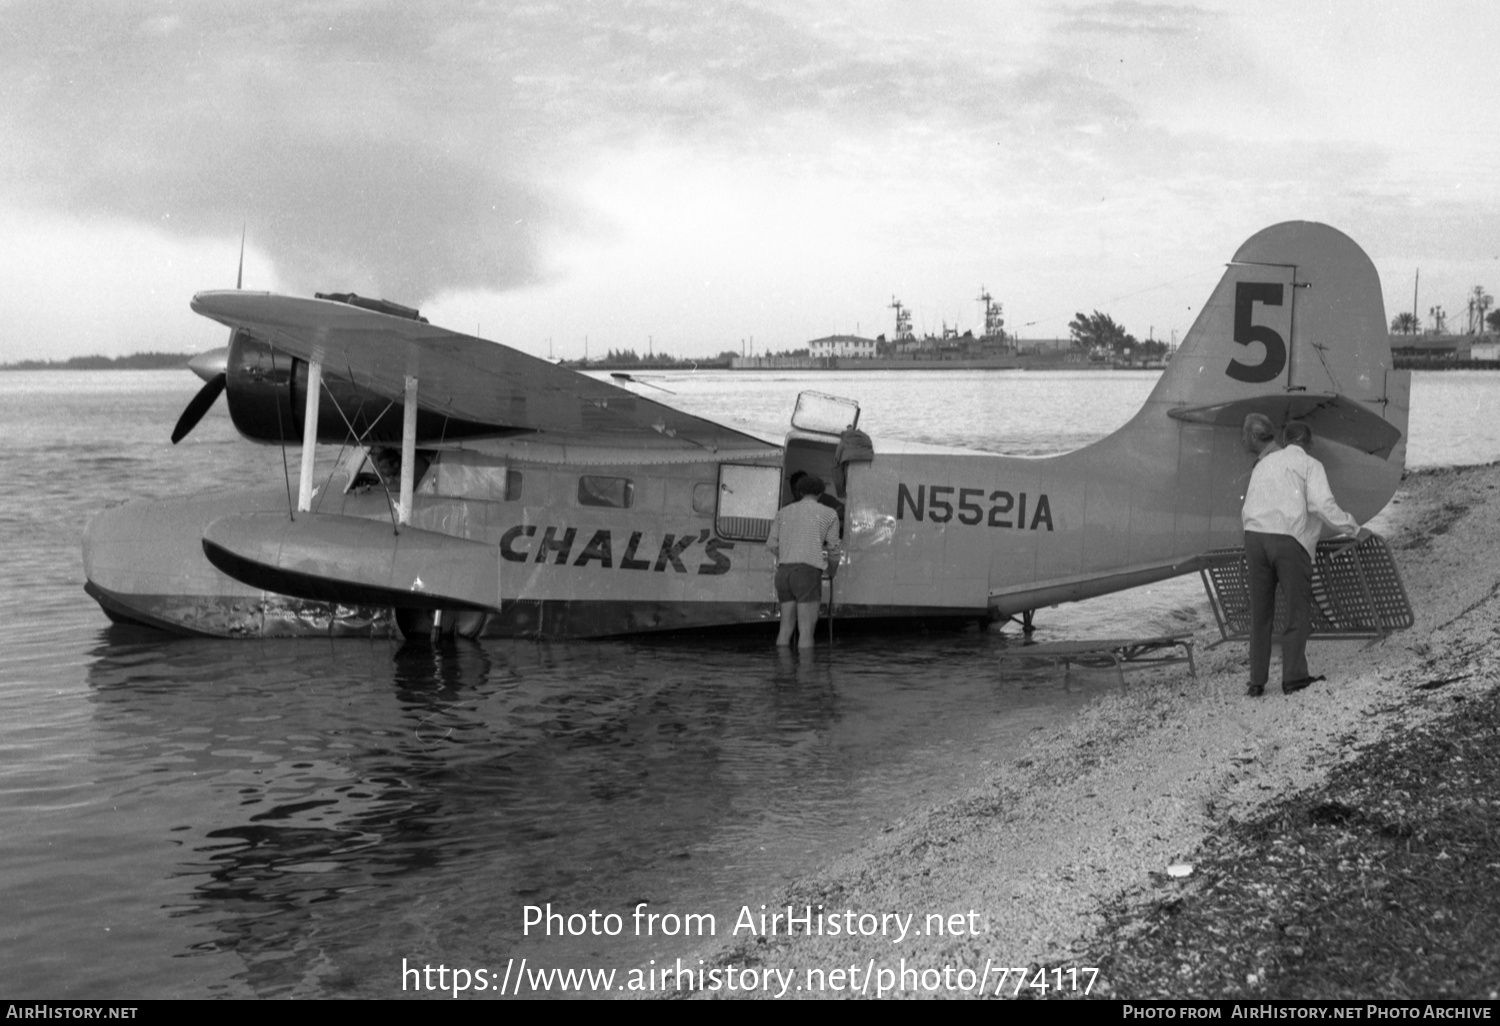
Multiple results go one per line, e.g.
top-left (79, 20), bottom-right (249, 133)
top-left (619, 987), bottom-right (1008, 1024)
top-left (1242, 443), bottom-right (1360, 558)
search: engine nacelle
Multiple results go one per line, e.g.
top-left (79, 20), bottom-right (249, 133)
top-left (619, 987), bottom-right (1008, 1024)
top-left (224, 330), bottom-right (504, 445)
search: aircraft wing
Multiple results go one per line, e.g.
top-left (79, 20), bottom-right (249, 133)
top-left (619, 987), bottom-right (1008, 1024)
top-left (190, 291), bottom-right (775, 453)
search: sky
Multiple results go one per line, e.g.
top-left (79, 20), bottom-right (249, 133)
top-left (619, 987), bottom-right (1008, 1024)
top-left (2, 0), bottom-right (1497, 362)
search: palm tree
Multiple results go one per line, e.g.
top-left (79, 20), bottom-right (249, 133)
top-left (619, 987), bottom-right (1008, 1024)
top-left (1390, 312), bottom-right (1420, 335)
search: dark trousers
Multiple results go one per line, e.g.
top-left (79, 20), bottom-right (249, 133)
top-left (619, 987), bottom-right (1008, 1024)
top-left (1245, 531), bottom-right (1313, 687)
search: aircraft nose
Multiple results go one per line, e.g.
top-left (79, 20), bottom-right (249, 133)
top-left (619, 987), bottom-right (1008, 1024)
top-left (188, 347), bottom-right (229, 382)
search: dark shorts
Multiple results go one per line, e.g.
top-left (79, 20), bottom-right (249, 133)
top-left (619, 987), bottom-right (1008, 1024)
top-left (774, 563), bottom-right (822, 603)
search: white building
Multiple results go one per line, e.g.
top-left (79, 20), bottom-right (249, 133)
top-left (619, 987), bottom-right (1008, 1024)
top-left (807, 334), bottom-right (877, 358)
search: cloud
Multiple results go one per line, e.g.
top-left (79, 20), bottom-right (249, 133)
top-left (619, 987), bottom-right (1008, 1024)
top-left (5, 0), bottom-right (1017, 303)
top-left (4, 0), bottom-right (1498, 361)
top-left (2, 2), bottom-right (580, 301)
top-left (0, 0), bottom-right (1061, 307)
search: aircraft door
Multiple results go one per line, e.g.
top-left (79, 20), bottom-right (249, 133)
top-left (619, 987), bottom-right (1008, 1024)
top-left (781, 437), bottom-right (838, 506)
top-left (716, 464), bottom-right (781, 541)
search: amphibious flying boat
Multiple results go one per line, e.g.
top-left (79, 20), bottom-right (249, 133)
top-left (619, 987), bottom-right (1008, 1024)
top-left (82, 222), bottom-right (1409, 639)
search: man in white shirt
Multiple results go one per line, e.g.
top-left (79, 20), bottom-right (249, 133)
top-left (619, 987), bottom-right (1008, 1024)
top-left (1240, 416), bottom-right (1365, 697)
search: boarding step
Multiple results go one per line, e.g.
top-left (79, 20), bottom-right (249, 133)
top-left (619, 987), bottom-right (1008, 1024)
top-left (1199, 533), bottom-right (1413, 646)
top-left (996, 633), bottom-right (1197, 687)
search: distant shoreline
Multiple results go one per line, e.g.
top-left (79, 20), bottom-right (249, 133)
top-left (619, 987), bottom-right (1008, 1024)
top-left (0, 352), bottom-right (195, 372)
top-left (7, 351), bottom-right (1496, 373)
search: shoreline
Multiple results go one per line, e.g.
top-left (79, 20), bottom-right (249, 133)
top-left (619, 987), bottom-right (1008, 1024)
top-left (667, 461), bottom-right (1500, 999)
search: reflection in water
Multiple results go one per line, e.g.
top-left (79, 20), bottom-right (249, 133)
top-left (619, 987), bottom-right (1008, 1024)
top-left (73, 627), bottom-right (1113, 996)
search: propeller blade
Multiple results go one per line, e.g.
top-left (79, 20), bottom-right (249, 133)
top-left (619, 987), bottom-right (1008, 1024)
top-left (171, 373), bottom-right (227, 444)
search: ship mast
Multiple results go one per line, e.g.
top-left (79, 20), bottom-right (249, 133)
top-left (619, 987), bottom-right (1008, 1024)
top-left (889, 296), bottom-right (913, 340)
top-left (976, 286), bottom-right (1005, 340)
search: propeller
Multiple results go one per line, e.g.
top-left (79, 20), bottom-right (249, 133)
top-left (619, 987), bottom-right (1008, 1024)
top-left (171, 227), bottom-right (244, 444)
top-left (171, 370), bottom-right (227, 443)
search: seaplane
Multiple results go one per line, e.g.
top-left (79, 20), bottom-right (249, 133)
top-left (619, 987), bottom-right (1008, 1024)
top-left (82, 221), bottom-right (1408, 640)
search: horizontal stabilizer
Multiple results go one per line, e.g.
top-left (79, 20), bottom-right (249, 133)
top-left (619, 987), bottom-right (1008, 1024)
top-left (1167, 392), bottom-right (1402, 459)
top-left (202, 513), bottom-right (498, 611)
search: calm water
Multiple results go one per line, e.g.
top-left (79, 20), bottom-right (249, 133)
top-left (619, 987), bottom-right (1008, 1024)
top-left (0, 369), bottom-right (1493, 998)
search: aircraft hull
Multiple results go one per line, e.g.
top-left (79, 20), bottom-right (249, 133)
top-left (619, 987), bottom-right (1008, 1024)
top-left (82, 478), bottom-right (990, 640)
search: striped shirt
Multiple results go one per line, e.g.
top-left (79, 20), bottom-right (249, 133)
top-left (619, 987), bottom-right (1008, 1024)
top-left (767, 496), bottom-right (840, 569)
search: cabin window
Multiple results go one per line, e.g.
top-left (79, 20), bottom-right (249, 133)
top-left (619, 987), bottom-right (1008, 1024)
top-left (578, 475), bottom-right (634, 508)
top-left (715, 464), bottom-right (780, 541)
top-left (691, 482), bottom-right (715, 515)
top-left (346, 447), bottom-right (433, 494)
top-left (418, 450), bottom-right (512, 500)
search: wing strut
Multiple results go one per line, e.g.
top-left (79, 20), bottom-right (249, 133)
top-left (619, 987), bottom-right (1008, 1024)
top-left (398, 375), bottom-right (417, 526)
top-left (297, 360), bottom-right (323, 513)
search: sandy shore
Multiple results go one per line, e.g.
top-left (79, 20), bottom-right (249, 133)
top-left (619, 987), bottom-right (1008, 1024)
top-left (674, 461), bottom-right (1500, 998)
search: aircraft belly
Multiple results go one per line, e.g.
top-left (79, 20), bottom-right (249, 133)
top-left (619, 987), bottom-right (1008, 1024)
top-left (83, 580), bottom-right (397, 638)
top-left (480, 599), bottom-right (777, 638)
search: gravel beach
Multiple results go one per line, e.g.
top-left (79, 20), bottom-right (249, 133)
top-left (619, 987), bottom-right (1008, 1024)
top-left (671, 462), bottom-right (1500, 999)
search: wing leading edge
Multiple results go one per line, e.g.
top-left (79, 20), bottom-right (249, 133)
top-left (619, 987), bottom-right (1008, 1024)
top-left (190, 291), bottom-right (775, 453)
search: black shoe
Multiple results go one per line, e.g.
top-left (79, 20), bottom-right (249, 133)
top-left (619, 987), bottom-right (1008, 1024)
top-left (1246, 684), bottom-right (1265, 697)
top-left (1281, 675), bottom-right (1325, 694)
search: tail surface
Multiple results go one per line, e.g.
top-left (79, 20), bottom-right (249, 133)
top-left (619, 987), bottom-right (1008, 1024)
top-left (1138, 221), bottom-right (1407, 522)
top-left (994, 222), bottom-right (1409, 609)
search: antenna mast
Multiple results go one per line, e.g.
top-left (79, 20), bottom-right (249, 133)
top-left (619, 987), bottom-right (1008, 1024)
top-left (889, 297), bottom-right (913, 340)
top-left (976, 286), bottom-right (1005, 340)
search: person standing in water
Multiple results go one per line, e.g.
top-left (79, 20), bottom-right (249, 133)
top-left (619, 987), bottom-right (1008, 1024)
top-left (766, 473), bottom-right (841, 650)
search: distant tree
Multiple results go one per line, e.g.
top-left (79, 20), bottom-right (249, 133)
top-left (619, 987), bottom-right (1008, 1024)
top-left (1390, 312), bottom-right (1420, 335)
top-left (1068, 311), bottom-right (1135, 355)
top-left (1487, 309), bottom-right (1500, 334)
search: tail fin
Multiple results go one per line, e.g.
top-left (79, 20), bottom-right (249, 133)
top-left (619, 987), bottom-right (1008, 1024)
top-left (1145, 221), bottom-right (1407, 519)
top-left (1152, 221), bottom-right (1396, 408)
